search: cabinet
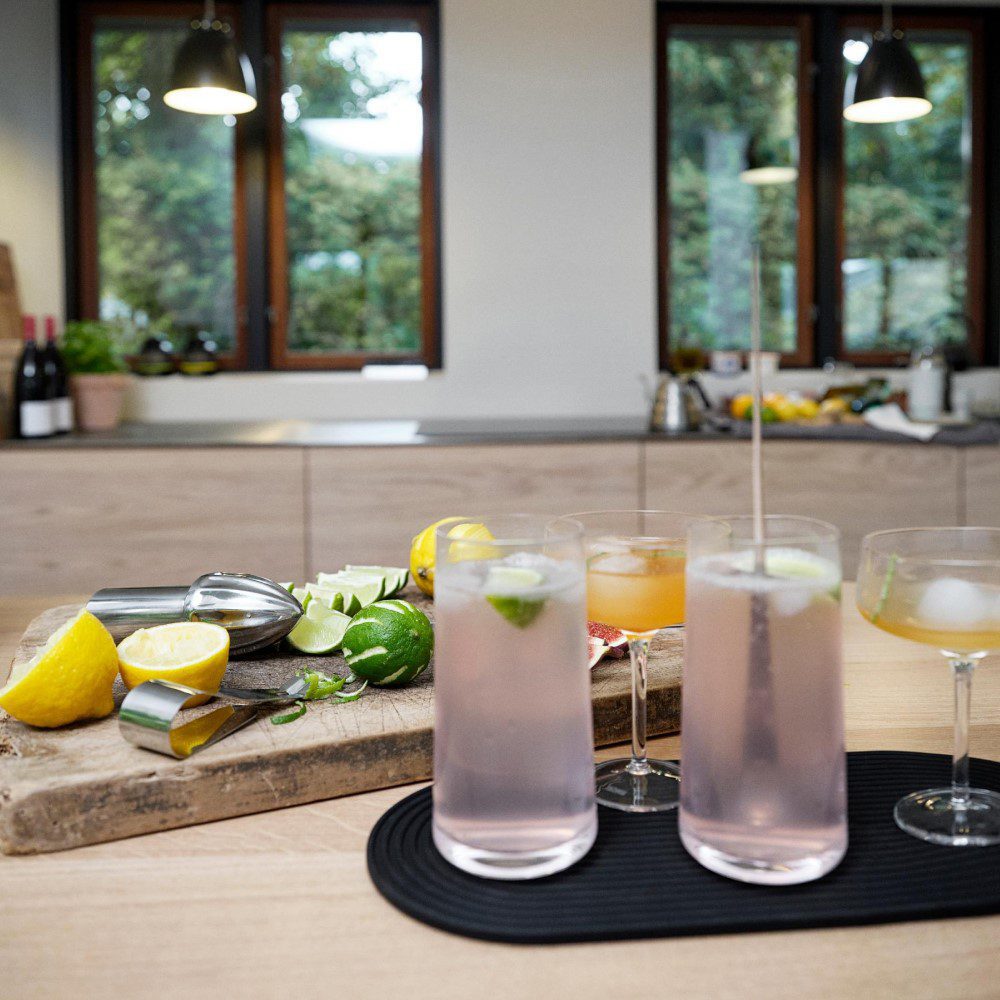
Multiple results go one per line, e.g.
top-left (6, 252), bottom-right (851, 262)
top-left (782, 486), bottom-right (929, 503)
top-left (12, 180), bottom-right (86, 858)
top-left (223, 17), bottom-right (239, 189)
top-left (965, 448), bottom-right (1000, 526)
top-left (306, 442), bottom-right (643, 574)
top-left (0, 439), bottom-right (992, 595)
top-left (0, 448), bottom-right (307, 595)
top-left (644, 441), bottom-right (962, 577)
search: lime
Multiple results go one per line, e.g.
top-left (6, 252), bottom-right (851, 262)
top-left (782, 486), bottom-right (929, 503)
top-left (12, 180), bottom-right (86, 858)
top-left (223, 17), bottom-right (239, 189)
top-left (342, 600), bottom-right (433, 687)
top-left (287, 605), bottom-right (350, 655)
top-left (485, 566), bottom-right (546, 629)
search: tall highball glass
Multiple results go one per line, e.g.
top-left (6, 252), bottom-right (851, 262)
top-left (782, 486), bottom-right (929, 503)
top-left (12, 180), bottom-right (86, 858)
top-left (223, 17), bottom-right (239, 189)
top-left (432, 515), bottom-right (597, 879)
top-left (679, 515), bottom-right (848, 884)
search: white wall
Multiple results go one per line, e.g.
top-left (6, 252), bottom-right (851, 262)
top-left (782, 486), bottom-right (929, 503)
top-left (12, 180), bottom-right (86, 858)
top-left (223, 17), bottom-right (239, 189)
top-left (0, 0), bottom-right (64, 323)
top-left (0, 0), bottom-right (996, 423)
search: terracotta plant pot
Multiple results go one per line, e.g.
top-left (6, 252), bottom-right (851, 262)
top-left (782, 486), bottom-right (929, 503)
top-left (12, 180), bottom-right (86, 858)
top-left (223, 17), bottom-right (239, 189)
top-left (70, 373), bottom-right (130, 432)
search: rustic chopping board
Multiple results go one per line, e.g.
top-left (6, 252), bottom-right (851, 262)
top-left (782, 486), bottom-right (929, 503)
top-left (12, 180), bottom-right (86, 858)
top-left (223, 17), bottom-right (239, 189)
top-left (0, 591), bottom-right (682, 855)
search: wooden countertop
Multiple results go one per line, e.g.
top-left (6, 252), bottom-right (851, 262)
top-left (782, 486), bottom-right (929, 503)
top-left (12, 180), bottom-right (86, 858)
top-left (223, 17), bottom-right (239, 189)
top-left (3, 587), bottom-right (1000, 999)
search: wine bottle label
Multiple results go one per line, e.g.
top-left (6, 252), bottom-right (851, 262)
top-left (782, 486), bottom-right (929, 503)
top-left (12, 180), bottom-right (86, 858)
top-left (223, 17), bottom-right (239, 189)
top-left (55, 397), bottom-right (74, 432)
top-left (19, 401), bottom-right (55, 438)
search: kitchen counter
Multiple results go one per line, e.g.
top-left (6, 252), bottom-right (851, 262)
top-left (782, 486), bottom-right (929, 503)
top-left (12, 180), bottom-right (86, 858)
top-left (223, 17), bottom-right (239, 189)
top-left (3, 416), bottom-right (999, 448)
top-left (3, 585), bottom-right (999, 999)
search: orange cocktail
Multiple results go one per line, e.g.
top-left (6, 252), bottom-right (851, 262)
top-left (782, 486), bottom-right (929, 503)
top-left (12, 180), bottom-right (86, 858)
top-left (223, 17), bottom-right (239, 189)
top-left (586, 548), bottom-right (686, 634)
top-left (553, 511), bottom-right (707, 814)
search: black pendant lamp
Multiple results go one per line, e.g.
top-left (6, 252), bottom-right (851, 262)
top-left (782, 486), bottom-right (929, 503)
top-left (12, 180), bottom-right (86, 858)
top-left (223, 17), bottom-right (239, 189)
top-left (844, 4), bottom-right (931, 124)
top-left (164, 0), bottom-right (257, 116)
top-left (739, 135), bottom-right (798, 186)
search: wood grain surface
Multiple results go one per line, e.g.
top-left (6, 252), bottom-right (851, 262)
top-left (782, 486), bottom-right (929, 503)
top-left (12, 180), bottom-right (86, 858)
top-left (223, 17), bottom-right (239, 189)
top-left (964, 446), bottom-right (1000, 526)
top-left (306, 443), bottom-right (643, 574)
top-left (0, 590), bottom-right (680, 854)
top-left (644, 440), bottom-right (962, 576)
top-left (1, 587), bottom-right (1000, 997)
top-left (0, 448), bottom-right (308, 594)
top-left (1, 586), bottom-right (999, 999)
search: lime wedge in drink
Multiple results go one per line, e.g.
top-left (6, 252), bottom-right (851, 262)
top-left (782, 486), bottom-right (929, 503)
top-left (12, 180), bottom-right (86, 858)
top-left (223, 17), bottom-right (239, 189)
top-left (287, 605), bottom-right (350, 655)
top-left (485, 566), bottom-right (546, 629)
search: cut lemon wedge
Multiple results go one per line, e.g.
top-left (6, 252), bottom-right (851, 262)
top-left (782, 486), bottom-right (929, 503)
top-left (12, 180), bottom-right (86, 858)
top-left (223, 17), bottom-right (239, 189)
top-left (117, 622), bottom-right (230, 707)
top-left (0, 610), bottom-right (118, 728)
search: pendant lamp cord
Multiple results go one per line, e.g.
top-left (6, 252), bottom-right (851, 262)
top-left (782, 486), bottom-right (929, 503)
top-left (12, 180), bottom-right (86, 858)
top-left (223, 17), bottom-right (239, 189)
top-left (203, 0), bottom-right (216, 24)
top-left (882, 3), bottom-right (893, 38)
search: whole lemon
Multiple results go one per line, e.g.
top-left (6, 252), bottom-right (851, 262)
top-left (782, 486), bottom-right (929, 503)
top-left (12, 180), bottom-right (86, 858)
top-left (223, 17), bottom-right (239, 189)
top-left (410, 517), bottom-right (493, 596)
top-left (797, 398), bottom-right (820, 420)
top-left (730, 394), bottom-right (753, 420)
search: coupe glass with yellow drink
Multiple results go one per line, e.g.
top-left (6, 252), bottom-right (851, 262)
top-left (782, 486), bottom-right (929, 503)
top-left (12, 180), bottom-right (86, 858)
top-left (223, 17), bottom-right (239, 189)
top-left (857, 527), bottom-right (1000, 846)
top-left (554, 511), bottom-right (707, 812)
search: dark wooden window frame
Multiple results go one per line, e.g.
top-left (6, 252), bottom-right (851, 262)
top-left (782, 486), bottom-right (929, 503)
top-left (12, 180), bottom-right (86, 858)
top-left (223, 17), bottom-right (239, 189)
top-left (265, 3), bottom-right (440, 369)
top-left (834, 12), bottom-right (985, 366)
top-left (63, 0), bottom-right (442, 372)
top-left (657, 8), bottom-right (816, 368)
top-left (73, 1), bottom-right (250, 369)
top-left (656, 4), bottom-right (992, 369)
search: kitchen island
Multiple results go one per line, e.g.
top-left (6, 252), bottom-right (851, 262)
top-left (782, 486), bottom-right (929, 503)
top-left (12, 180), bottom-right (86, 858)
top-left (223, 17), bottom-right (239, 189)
top-left (1, 419), bottom-right (997, 592)
top-left (1, 584), bottom-right (998, 999)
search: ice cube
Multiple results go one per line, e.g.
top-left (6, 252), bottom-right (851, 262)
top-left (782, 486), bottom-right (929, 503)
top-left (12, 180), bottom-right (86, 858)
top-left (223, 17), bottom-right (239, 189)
top-left (916, 577), bottom-right (991, 630)
top-left (587, 550), bottom-right (647, 576)
top-left (771, 585), bottom-right (812, 618)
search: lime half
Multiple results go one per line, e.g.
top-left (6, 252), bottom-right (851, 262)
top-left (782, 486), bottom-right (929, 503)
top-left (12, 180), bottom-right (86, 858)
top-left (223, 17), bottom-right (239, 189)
top-left (485, 566), bottom-right (546, 629)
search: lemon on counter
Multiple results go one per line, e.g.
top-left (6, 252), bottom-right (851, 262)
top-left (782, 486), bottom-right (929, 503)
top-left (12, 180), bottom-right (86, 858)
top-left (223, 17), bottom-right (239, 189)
top-left (0, 610), bottom-right (118, 728)
top-left (796, 398), bottom-right (820, 420)
top-left (730, 394), bottom-right (753, 420)
top-left (410, 517), bottom-right (494, 597)
top-left (117, 622), bottom-right (230, 707)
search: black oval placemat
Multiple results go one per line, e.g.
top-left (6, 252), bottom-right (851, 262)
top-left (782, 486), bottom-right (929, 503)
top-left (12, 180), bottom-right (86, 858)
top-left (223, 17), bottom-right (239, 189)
top-left (367, 752), bottom-right (1000, 943)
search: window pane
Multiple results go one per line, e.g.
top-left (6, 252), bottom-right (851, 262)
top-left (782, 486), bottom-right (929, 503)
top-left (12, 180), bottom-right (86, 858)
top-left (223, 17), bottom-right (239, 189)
top-left (842, 31), bottom-right (972, 354)
top-left (92, 20), bottom-right (237, 350)
top-left (280, 26), bottom-right (423, 355)
top-left (667, 27), bottom-right (800, 354)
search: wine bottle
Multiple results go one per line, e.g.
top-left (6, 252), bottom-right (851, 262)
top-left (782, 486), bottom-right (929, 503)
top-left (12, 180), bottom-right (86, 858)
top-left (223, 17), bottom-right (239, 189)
top-left (14, 317), bottom-right (55, 439)
top-left (42, 315), bottom-right (73, 434)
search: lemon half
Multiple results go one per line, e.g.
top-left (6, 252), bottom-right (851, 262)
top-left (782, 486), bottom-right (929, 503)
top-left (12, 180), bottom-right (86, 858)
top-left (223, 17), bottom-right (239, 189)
top-left (0, 610), bottom-right (118, 728)
top-left (118, 622), bottom-right (230, 707)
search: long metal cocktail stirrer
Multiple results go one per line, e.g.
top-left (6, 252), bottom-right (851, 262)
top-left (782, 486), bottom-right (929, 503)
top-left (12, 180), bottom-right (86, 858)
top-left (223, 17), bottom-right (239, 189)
top-left (743, 246), bottom-right (778, 769)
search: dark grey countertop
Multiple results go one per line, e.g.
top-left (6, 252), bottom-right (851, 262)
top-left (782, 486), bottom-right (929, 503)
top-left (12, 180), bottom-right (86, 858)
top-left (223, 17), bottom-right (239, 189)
top-left (3, 416), bottom-right (999, 449)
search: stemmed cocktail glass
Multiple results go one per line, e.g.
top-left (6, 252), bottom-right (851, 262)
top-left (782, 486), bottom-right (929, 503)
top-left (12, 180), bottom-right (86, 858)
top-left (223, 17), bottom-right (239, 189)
top-left (554, 511), bottom-right (707, 812)
top-left (857, 528), bottom-right (1000, 846)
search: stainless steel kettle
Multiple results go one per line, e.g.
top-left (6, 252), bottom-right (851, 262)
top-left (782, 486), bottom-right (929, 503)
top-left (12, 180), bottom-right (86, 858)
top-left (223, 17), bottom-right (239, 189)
top-left (644, 372), bottom-right (712, 432)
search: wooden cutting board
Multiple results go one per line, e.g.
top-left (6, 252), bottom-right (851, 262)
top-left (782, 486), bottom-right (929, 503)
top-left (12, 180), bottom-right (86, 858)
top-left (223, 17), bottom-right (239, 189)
top-left (0, 592), bottom-right (682, 854)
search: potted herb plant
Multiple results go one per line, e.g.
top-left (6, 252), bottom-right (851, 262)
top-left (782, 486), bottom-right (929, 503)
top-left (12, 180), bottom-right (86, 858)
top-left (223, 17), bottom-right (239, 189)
top-left (61, 321), bottom-right (131, 432)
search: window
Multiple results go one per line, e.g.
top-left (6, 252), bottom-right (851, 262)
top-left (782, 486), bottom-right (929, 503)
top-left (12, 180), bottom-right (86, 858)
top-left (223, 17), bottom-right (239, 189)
top-left (70, 1), bottom-right (440, 370)
top-left (267, 7), bottom-right (438, 368)
top-left (662, 16), bottom-right (813, 363)
top-left (657, 6), bottom-right (988, 367)
top-left (840, 22), bottom-right (980, 361)
top-left (79, 8), bottom-right (243, 360)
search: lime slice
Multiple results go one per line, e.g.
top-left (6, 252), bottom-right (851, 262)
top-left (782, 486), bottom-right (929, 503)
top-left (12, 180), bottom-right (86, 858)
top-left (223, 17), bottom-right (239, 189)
top-left (287, 606), bottom-right (350, 655)
top-left (485, 566), bottom-right (546, 629)
top-left (345, 566), bottom-right (409, 596)
top-left (316, 573), bottom-right (384, 606)
top-left (291, 586), bottom-right (312, 609)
